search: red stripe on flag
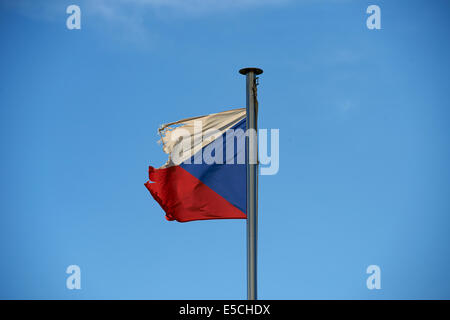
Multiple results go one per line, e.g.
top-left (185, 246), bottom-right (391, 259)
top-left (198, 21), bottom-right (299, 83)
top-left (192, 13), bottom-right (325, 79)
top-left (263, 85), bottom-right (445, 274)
top-left (145, 166), bottom-right (246, 222)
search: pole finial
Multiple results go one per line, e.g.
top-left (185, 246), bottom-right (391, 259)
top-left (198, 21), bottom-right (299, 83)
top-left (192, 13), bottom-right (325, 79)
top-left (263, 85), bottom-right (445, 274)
top-left (239, 67), bottom-right (263, 75)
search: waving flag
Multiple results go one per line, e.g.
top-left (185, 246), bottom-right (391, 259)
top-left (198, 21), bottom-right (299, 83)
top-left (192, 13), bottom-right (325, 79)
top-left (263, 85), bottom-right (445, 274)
top-left (145, 108), bottom-right (247, 222)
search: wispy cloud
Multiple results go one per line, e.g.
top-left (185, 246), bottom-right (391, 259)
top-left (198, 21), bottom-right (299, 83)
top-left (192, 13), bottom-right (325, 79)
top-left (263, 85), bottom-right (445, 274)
top-left (82, 0), bottom-right (289, 48)
top-left (340, 100), bottom-right (354, 112)
top-left (2, 0), bottom-right (289, 48)
top-left (3, 0), bottom-right (289, 20)
top-left (84, 0), bottom-right (290, 27)
top-left (109, 0), bottom-right (288, 14)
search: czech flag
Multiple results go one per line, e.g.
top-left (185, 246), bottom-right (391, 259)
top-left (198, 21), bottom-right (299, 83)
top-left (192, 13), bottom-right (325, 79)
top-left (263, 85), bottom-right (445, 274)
top-left (145, 108), bottom-right (247, 222)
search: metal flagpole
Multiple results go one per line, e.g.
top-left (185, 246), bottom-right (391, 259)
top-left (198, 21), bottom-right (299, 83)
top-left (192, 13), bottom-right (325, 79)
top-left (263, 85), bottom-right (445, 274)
top-left (239, 67), bottom-right (263, 300)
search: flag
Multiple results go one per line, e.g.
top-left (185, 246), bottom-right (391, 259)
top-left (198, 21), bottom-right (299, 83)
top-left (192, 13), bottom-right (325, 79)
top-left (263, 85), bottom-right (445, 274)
top-left (145, 108), bottom-right (247, 222)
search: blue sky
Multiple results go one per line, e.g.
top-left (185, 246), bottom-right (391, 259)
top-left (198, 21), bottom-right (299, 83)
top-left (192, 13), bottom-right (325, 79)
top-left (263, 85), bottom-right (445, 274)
top-left (1, 0), bottom-right (449, 299)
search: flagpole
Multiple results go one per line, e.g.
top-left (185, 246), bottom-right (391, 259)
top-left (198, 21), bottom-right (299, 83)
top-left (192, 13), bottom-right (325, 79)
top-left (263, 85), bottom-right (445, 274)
top-left (239, 67), bottom-right (263, 300)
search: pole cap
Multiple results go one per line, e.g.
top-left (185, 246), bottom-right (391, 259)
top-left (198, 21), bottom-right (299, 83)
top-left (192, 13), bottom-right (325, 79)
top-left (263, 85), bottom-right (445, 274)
top-left (239, 67), bottom-right (263, 75)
